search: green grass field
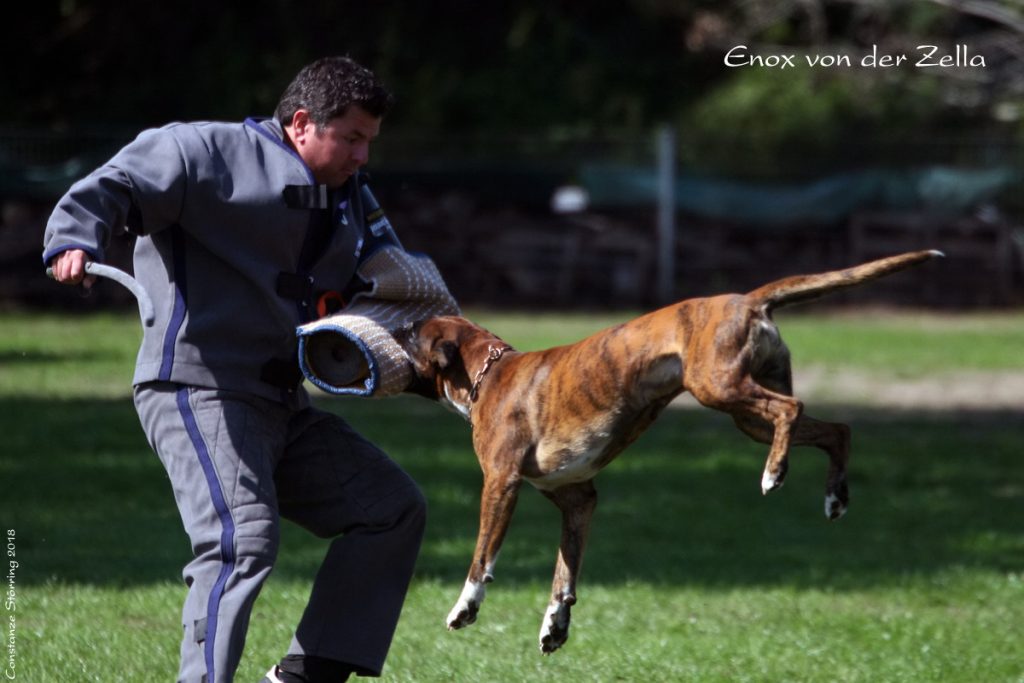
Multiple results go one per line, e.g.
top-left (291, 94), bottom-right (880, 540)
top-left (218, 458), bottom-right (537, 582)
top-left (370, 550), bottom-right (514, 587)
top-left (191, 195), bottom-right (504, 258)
top-left (2, 310), bottom-right (1022, 682)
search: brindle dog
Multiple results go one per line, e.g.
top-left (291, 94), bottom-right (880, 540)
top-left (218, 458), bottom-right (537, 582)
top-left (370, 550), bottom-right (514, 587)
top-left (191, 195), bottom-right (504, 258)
top-left (398, 250), bottom-right (942, 653)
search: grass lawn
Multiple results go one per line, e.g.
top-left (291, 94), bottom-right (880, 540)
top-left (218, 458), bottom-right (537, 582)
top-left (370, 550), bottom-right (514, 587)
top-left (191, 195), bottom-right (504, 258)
top-left (1, 309), bottom-right (1022, 682)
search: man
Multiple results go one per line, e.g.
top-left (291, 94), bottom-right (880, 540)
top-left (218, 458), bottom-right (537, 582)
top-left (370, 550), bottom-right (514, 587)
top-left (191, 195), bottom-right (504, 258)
top-left (44, 57), bottom-right (432, 683)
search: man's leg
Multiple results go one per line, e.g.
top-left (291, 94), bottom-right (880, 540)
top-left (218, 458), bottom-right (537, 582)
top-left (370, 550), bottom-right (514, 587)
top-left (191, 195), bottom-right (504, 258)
top-left (135, 382), bottom-right (288, 683)
top-left (273, 406), bottom-right (427, 678)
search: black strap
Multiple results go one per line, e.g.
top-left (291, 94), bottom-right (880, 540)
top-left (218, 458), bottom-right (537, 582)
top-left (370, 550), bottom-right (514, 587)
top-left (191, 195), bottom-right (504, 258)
top-left (280, 177), bottom-right (373, 321)
top-left (291, 183), bottom-right (346, 279)
top-left (279, 183), bottom-right (339, 320)
top-left (282, 184), bottom-right (331, 209)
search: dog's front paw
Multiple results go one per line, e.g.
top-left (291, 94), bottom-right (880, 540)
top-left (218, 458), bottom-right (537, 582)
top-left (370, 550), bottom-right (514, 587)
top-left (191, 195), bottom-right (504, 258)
top-left (447, 579), bottom-right (485, 630)
top-left (538, 601), bottom-right (572, 654)
top-left (446, 602), bottom-right (479, 630)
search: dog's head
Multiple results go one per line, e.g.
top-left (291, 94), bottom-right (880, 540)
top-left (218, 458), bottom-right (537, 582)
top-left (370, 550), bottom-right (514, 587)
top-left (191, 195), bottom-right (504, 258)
top-left (396, 316), bottom-right (507, 419)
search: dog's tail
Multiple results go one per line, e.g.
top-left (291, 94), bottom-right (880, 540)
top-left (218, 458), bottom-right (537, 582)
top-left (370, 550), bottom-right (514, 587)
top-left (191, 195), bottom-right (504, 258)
top-left (747, 250), bottom-right (944, 312)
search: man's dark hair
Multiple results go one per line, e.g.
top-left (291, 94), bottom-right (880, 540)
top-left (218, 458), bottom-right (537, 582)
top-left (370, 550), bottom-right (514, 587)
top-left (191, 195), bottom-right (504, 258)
top-left (275, 56), bottom-right (395, 127)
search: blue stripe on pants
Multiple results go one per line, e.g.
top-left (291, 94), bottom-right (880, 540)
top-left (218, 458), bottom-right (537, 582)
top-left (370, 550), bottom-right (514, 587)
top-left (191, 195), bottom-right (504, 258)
top-left (176, 387), bottom-right (237, 682)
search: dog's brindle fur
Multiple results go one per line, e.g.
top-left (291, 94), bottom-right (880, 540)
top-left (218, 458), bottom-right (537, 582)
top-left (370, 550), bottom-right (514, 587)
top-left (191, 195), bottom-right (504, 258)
top-left (398, 250), bottom-right (941, 653)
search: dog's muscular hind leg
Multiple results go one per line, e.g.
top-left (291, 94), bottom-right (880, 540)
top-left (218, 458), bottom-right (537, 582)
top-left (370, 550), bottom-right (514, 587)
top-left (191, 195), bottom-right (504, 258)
top-left (734, 413), bottom-right (851, 519)
top-left (795, 416), bottom-right (850, 520)
top-left (538, 480), bottom-right (597, 654)
top-left (447, 470), bottom-right (522, 630)
top-left (752, 392), bottom-right (803, 495)
top-left (695, 375), bottom-right (803, 495)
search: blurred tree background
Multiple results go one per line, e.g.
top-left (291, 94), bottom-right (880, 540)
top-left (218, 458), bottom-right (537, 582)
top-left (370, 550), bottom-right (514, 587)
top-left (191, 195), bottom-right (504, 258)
top-left (3, 0), bottom-right (1023, 308)
top-left (6, 1), bottom-right (1022, 167)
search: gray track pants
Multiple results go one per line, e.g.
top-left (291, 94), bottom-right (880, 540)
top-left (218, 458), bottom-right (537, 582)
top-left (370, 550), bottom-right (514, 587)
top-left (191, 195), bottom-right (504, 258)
top-left (134, 382), bottom-right (427, 683)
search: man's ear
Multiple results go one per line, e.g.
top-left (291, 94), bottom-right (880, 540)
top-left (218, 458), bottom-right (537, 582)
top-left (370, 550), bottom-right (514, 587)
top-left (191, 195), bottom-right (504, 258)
top-left (288, 109), bottom-right (314, 145)
top-left (432, 340), bottom-right (458, 369)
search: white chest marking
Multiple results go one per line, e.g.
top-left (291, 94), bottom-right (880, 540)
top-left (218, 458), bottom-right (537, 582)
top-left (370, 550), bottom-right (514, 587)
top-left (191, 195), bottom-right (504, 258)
top-left (441, 382), bottom-right (470, 420)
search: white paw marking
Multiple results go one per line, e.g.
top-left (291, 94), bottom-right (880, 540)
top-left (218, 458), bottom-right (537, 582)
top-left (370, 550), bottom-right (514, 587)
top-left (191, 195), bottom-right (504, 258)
top-left (761, 468), bottom-right (783, 495)
top-left (447, 579), bottom-right (484, 630)
top-left (825, 493), bottom-right (847, 520)
top-left (538, 600), bottom-right (572, 654)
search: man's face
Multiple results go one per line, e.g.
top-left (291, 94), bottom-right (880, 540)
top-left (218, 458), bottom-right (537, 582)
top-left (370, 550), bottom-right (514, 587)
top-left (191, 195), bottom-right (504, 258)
top-left (290, 105), bottom-right (381, 187)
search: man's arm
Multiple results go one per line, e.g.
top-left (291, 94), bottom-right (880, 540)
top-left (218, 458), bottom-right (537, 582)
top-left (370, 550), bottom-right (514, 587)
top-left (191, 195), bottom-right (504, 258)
top-left (42, 125), bottom-right (187, 278)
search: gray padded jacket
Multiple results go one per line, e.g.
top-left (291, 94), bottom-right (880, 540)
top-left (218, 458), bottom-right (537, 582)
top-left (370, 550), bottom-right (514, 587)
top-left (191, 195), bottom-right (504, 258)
top-left (43, 117), bottom-right (399, 405)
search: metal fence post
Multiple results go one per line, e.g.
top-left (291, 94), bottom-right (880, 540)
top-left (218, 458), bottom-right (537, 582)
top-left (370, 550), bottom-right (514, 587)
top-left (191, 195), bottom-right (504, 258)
top-left (656, 125), bottom-right (676, 304)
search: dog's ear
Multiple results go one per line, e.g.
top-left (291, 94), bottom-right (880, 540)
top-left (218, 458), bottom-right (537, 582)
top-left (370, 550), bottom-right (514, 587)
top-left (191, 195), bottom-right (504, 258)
top-left (432, 339), bottom-right (459, 369)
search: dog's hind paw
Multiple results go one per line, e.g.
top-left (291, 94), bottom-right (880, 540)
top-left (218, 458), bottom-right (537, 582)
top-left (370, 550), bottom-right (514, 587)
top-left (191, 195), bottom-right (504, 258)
top-left (760, 468), bottom-right (784, 495)
top-left (538, 601), bottom-right (572, 654)
top-left (825, 493), bottom-right (847, 520)
top-left (760, 457), bottom-right (789, 495)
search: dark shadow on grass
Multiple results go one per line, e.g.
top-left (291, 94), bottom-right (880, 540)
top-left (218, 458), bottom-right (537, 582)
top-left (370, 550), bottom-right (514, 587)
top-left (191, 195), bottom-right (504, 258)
top-left (0, 348), bottom-right (123, 364)
top-left (3, 395), bottom-right (1021, 591)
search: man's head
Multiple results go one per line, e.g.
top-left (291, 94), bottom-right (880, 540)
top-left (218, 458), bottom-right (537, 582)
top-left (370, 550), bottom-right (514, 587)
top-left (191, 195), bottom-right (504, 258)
top-left (275, 56), bottom-right (394, 128)
top-left (276, 56), bottom-right (395, 187)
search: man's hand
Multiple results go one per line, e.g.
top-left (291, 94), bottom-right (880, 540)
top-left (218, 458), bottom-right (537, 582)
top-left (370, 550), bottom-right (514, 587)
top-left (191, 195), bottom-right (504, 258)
top-left (49, 249), bottom-right (96, 289)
